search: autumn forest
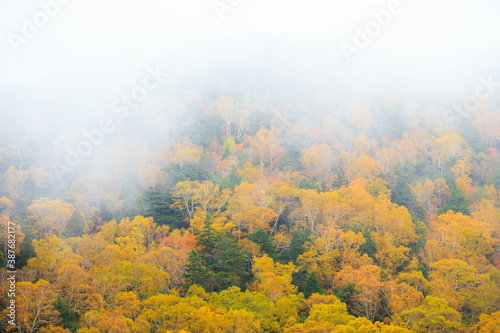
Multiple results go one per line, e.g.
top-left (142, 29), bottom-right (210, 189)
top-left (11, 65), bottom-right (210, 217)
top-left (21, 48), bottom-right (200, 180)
top-left (0, 83), bottom-right (499, 333)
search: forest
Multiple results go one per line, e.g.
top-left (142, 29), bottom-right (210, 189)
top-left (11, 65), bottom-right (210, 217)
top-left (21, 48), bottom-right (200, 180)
top-left (1, 87), bottom-right (500, 333)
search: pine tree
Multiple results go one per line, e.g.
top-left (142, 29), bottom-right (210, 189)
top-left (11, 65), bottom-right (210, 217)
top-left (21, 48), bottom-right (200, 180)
top-left (53, 296), bottom-right (79, 332)
top-left (248, 229), bottom-right (274, 256)
top-left (64, 210), bottom-right (85, 238)
top-left (303, 271), bottom-right (323, 298)
top-left (439, 183), bottom-right (469, 215)
top-left (220, 165), bottom-right (241, 191)
top-left (213, 232), bottom-right (250, 291)
top-left (183, 250), bottom-right (213, 291)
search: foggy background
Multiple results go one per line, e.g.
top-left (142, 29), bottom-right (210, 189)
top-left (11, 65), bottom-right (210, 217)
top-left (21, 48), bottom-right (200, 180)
top-left (0, 0), bottom-right (499, 199)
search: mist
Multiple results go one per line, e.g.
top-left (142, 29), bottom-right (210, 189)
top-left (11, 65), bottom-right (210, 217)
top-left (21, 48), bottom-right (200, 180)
top-left (1, 0), bottom-right (500, 218)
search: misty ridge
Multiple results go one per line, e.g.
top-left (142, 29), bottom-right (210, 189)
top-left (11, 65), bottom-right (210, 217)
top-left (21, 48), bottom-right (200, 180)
top-left (1, 30), bottom-right (500, 226)
top-left (2, 1), bottom-right (500, 332)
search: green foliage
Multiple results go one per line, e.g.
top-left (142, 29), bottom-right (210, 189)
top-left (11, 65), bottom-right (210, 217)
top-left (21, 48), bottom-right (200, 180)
top-left (410, 220), bottom-right (427, 256)
top-left (64, 210), bottom-right (85, 238)
top-left (185, 216), bottom-right (250, 292)
top-left (15, 223), bottom-right (36, 269)
top-left (184, 250), bottom-right (214, 291)
top-left (416, 264), bottom-right (429, 280)
top-left (390, 167), bottom-right (426, 222)
top-left (357, 228), bottom-right (376, 259)
top-left (212, 232), bottom-right (250, 291)
top-left (248, 230), bottom-right (274, 256)
top-left (277, 231), bottom-right (311, 264)
top-left (439, 180), bottom-right (469, 215)
top-left (166, 157), bottom-right (214, 183)
top-left (138, 187), bottom-right (172, 227)
top-left (192, 113), bottom-right (224, 148)
top-left (297, 177), bottom-right (322, 191)
top-left (220, 165), bottom-right (241, 191)
top-left (303, 271), bottom-right (324, 298)
top-left (53, 296), bottom-right (79, 332)
top-left (332, 283), bottom-right (355, 306)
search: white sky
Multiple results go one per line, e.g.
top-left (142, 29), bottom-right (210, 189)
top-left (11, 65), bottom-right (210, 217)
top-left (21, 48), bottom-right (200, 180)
top-left (0, 0), bottom-right (499, 86)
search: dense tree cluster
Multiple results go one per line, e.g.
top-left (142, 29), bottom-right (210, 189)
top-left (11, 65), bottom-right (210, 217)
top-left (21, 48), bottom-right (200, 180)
top-left (1, 94), bottom-right (500, 332)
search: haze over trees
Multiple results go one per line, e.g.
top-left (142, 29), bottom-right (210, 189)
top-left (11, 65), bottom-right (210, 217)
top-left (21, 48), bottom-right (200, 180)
top-left (1, 1), bottom-right (500, 331)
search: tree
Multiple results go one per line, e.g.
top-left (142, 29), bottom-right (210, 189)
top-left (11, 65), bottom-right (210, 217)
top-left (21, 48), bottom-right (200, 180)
top-left (469, 311), bottom-right (500, 333)
top-left (346, 154), bottom-right (384, 183)
top-left (439, 182), bottom-right (469, 215)
top-left (398, 296), bottom-right (462, 333)
top-left (252, 126), bottom-right (283, 172)
top-left (333, 265), bottom-right (383, 322)
top-left (300, 144), bottom-right (335, 184)
top-left (63, 210), bottom-right (85, 238)
top-left (474, 113), bottom-right (500, 148)
top-left (212, 232), bottom-right (250, 291)
top-left (10, 280), bottom-right (61, 333)
top-left (171, 145), bottom-right (202, 168)
top-left (53, 297), bottom-right (79, 332)
top-left (303, 271), bottom-right (324, 298)
top-left (28, 198), bottom-right (75, 238)
top-left (249, 229), bottom-right (275, 256)
top-left (140, 164), bottom-right (167, 190)
top-left (183, 250), bottom-right (213, 291)
top-left (249, 254), bottom-right (298, 301)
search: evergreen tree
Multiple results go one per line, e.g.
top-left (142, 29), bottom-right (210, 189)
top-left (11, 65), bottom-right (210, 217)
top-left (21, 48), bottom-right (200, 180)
top-left (138, 186), bottom-right (172, 226)
top-left (358, 227), bottom-right (376, 259)
top-left (333, 283), bottom-right (355, 306)
top-left (212, 232), bottom-right (250, 291)
top-left (64, 210), bottom-right (85, 238)
top-left (303, 271), bottom-right (323, 298)
top-left (184, 250), bottom-right (214, 291)
top-left (439, 182), bottom-right (469, 215)
top-left (220, 165), bottom-right (241, 191)
top-left (196, 214), bottom-right (219, 257)
top-left (277, 231), bottom-right (311, 264)
top-left (53, 296), bottom-right (79, 332)
top-left (248, 229), bottom-right (274, 256)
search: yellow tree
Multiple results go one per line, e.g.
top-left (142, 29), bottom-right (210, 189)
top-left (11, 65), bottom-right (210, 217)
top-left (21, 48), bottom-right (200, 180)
top-left (170, 181), bottom-right (198, 223)
top-left (140, 164), bottom-right (167, 190)
top-left (468, 311), bottom-right (500, 333)
top-left (393, 128), bottom-right (434, 166)
top-left (290, 189), bottom-right (323, 233)
top-left (375, 147), bottom-right (402, 174)
top-left (333, 265), bottom-right (383, 322)
top-left (28, 198), bottom-right (75, 237)
top-left (252, 126), bottom-right (282, 172)
top-left (171, 145), bottom-right (202, 168)
top-left (397, 296), bottom-right (462, 333)
top-left (373, 232), bottom-right (412, 272)
top-left (321, 190), bottom-right (352, 230)
top-left (433, 178), bottom-right (450, 209)
top-left (411, 179), bottom-right (436, 211)
top-left (12, 280), bottom-right (61, 333)
top-left (346, 154), bottom-right (384, 183)
top-left (474, 112), bottom-right (500, 148)
top-left (300, 143), bottom-right (335, 184)
top-left (299, 228), bottom-right (365, 288)
top-left (249, 254), bottom-right (298, 301)
top-left (431, 133), bottom-right (467, 171)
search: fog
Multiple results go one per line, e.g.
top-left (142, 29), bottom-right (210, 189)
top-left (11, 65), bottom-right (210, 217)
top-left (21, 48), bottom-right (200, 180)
top-left (0, 0), bottom-right (499, 194)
